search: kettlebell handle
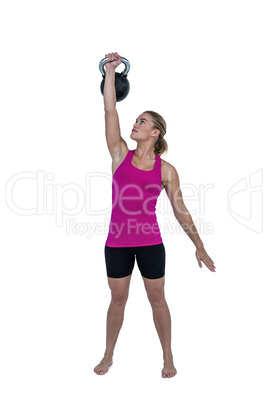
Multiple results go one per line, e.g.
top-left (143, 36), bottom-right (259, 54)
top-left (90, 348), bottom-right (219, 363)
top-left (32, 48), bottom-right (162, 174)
top-left (99, 57), bottom-right (131, 77)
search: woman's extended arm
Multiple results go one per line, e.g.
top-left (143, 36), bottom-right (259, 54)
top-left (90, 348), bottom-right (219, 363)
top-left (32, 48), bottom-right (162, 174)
top-left (164, 164), bottom-right (216, 272)
top-left (103, 52), bottom-right (128, 160)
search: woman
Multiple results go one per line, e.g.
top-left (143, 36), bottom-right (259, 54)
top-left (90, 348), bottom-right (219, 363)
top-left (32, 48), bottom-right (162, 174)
top-left (94, 52), bottom-right (216, 378)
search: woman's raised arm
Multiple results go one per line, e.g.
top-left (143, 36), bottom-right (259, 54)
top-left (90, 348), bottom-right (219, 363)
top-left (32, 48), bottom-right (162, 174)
top-left (103, 52), bottom-right (128, 160)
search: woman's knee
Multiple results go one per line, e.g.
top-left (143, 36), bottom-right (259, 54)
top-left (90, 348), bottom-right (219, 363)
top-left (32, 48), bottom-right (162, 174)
top-left (143, 276), bottom-right (166, 308)
top-left (111, 292), bottom-right (129, 307)
top-left (147, 291), bottom-right (166, 309)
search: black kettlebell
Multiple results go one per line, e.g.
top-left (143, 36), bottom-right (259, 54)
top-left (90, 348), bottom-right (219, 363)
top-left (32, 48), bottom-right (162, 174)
top-left (99, 56), bottom-right (130, 102)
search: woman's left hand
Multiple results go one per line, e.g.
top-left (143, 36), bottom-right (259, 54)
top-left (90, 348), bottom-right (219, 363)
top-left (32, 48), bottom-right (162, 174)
top-left (195, 247), bottom-right (216, 272)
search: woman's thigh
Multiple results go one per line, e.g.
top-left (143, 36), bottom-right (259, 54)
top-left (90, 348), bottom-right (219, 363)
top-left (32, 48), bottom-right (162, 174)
top-left (107, 274), bottom-right (132, 301)
top-left (135, 243), bottom-right (165, 280)
top-left (104, 245), bottom-right (135, 278)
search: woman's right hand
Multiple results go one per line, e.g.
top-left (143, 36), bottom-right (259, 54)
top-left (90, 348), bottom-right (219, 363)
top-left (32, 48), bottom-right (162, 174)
top-left (104, 52), bottom-right (122, 71)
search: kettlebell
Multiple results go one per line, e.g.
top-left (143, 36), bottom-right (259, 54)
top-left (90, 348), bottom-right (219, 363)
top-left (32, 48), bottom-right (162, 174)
top-left (99, 56), bottom-right (130, 102)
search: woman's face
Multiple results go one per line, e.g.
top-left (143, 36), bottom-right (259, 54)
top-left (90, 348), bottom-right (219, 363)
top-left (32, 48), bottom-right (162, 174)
top-left (130, 113), bottom-right (157, 141)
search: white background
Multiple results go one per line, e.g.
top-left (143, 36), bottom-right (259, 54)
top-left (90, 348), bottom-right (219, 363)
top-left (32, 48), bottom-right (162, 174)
top-left (1, 0), bottom-right (267, 400)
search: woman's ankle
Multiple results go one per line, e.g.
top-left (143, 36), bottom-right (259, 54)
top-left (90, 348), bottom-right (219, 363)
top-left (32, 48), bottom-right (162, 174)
top-left (104, 351), bottom-right (113, 360)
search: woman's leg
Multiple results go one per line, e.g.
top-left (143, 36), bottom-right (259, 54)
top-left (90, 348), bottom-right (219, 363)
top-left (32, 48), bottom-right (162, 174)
top-left (142, 276), bottom-right (177, 378)
top-left (94, 274), bottom-right (132, 375)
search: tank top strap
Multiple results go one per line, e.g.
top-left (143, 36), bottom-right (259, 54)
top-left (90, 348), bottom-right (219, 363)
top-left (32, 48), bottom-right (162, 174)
top-left (155, 153), bottom-right (161, 172)
top-left (122, 149), bottom-right (134, 166)
top-left (128, 149), bottom-right (135, 160)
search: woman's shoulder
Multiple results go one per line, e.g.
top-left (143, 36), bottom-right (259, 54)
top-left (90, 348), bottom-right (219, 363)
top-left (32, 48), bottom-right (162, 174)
top-left (160, 158), bottom-right (178, 184)
top-left (160, 157), bottom-right (176, 172)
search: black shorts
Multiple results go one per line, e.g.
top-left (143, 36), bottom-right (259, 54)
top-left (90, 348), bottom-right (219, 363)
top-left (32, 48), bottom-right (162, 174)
top-left (104, 243), bottom-right (165, 280)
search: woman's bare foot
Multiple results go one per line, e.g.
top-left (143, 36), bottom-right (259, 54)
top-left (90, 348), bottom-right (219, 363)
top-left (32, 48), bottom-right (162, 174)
top-left (94, 357), bottom-right (113, 375)
top-left (162, 359), bottom-right (177, 378)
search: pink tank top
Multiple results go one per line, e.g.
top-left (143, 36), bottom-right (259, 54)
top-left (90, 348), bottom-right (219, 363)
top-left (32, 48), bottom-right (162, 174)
top-left (105, 149), bottom-right (163, 247)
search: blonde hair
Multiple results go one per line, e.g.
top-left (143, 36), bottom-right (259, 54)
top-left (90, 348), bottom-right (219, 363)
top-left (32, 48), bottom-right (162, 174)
top-left (143, 110), bottom-right (168, 157)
